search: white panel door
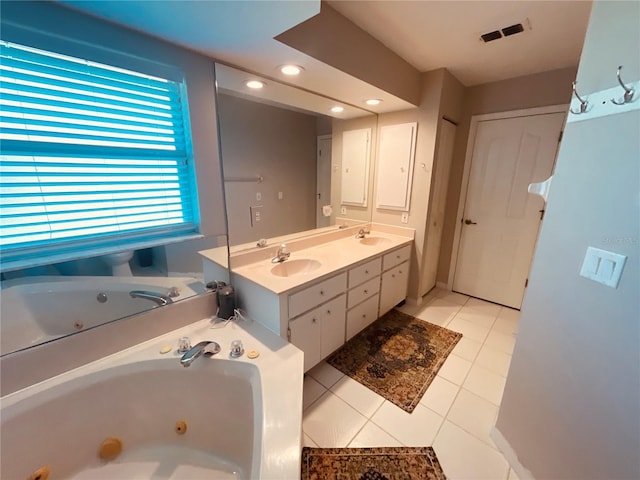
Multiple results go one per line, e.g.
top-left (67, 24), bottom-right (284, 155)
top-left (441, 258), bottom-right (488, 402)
top-left (316, 135), bottom-right (332, 227)
top-left (341, 128), bottom-right (371, 206)
top-left (375, 122), bottom-right (417, 210)
top-left (453, 112), bottom-right (564, 308)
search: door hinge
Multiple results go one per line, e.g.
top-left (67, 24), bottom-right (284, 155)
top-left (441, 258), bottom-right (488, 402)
top-left (525, 278), bottom-right (529, 288)
top-left (558, 130), bottom-right (563, 143)
top-left (286, 326), bottom-right (291, 342)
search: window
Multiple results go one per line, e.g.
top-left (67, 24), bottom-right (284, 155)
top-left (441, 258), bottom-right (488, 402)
top-left (0, 40), bottom-right (199, 271)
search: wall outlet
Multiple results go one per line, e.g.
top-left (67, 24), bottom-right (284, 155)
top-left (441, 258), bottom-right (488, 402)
top-left (401, 212), bottom-right (409, 224)
top-left (341, 206), bottom-right (347, 215)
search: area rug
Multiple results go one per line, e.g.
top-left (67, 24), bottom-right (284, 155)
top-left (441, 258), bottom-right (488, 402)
top-left (301, 446), bottom-right (446, 479)
top-left (327, 309), bottom-right (462, 413)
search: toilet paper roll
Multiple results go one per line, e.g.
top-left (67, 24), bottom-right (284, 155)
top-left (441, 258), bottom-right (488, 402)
top-left (322, 205), bottom-right (333, 217)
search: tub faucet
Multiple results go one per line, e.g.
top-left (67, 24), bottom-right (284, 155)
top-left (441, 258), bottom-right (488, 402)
top-left (180, 340), bottom-right (221, 367)
top-left (355, 226), bottom-right (371, 239)
top-left (129, 290), bottom-right (173, 306)
top-left (271, 243), bottom-right (290, 263)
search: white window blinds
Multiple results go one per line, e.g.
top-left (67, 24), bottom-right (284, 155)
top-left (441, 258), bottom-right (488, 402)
top-left (0, 40), bottom-right (199, 270)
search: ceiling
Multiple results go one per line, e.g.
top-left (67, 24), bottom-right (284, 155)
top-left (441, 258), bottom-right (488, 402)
top-left (57, 0), bottom-right (592, 113)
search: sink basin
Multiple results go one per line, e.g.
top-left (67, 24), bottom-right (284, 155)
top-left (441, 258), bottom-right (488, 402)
top-left (270, 259), bottom-right (321, 277)
top-left (359, 236), bottom-right (391, 247)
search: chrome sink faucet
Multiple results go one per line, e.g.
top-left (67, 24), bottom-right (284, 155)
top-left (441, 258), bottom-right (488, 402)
top-left (355, 225), bottom-right (371, 239)
top-left (180, 340), bottom-right (221, 367)
top-left (129, 290), bottom-right (173, 306)
top-left (271, 243), bottom-right (290, 263)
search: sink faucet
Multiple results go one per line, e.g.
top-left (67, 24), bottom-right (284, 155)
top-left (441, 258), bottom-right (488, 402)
top-left (271, 243), bottom-right (290, 263)
top-left (180, 340), bottom-right (221, 367)
top-left (129, 290), bottom-right (173, 306)
top-left (355, 226), bottom-right (371, 239)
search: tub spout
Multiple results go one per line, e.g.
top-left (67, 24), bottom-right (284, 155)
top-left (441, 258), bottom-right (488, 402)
top-left (129, 290), bottom-right (173, 306)
top-left (180, 341), bottom-right (221, 367)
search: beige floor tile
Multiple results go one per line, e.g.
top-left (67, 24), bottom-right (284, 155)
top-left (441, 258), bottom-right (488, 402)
top-left (303, 391), bottom-right (368, 447)
top-left (447, 388), bottom-right (499, 447)
top-left (419, 376), bottom-right (460, 416)
top-left (435, 290), bottom-right (470, 306)
top-left (371, 402), bottom-right (444, 447)
top-left (463, 364), bottom-right (507, 406)
top-left (330, 376), bottom-right (385, 418)
top-left (485, 330), bottom-right (516, 355)
top-left (348, 421), bottom-right (403, 448)
top-left (438, 353), bottom-right (473, 385)
top-left (303, 432), bottom-right (318, 447)
top-left (447, 317), bottom-right (491, 343)
top-left (451, 336), bottom-right (483, 362)
top-left (303, 375), bottom-right (327, 410)
top-left (456, 307), bottom-right (498, 329)
top-left (475, 345), bottom-right (512, 377)
top-left (464, 297), bottom-right (503, 317)
top-left (307, 361), bottom-right (344, 389)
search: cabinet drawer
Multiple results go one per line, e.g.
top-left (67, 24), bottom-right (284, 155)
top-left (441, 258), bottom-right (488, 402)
top-left (348, 257), bottom-right (382, 288)
top-left (288, 272), bottom-right (347, 319)
top-left (346, 294), bottom-right (379, 340)
top-left (382, 244), bottom-right (411, 271)
top-left (347, 276), bottom-right (380, 309)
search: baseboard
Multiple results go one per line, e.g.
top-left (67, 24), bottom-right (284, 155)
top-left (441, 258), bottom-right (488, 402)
top-left (490, 427), bottom-right (535, 480)
top-left (405, 295), bottom-right (422, 307)
top-left (436, 281), bottom-right (449, 290)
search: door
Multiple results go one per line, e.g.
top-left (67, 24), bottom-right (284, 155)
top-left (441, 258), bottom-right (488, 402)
top-left (316, 135), bottom-right (332, 227)
top-left (453, 112), bottom-right (565, 308)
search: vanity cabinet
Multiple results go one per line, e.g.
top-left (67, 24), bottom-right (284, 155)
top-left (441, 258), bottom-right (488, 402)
top-left (345, 257), bottom-right (381, 340)
top-left (379, 245), bottom-right (411, 315)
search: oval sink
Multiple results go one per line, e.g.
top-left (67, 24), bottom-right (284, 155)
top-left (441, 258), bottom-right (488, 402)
top-left (359, 236), bottom-right (391, 247)
top-left (271, 259), bottom-right (321, 277)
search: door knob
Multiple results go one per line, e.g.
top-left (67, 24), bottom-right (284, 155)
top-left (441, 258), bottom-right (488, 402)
top-left (464, 219), bottom-right (477, 225)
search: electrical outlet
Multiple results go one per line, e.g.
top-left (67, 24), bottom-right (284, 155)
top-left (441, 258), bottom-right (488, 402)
top-left (401, 212), bottom-right (409, 224)
top-left (341, 206), bottom-right (347, 215)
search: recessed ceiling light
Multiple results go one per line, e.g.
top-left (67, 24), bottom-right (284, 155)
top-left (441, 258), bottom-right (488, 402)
top-left (245, 80), bottom-right (265, 89)
top-left (331, 106), bottom-right (344, 113)
top-left (280, 64), bottom-right (304, 76)
top-left (365, 99), bottom-right (382, 106)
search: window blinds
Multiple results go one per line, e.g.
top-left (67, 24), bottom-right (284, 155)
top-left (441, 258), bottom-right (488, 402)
top-left (0, 40), bottom-right (198, 269)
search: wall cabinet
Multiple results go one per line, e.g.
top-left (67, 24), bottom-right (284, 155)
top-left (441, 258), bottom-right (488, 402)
top-left (375, 123), bottom-right (417, 211)
top-left (340, 128), bottom-right (371, 207)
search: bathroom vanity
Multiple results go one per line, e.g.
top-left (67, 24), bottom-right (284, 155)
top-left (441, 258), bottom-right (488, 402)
top-left (201, 225), bottom-right (414, 372)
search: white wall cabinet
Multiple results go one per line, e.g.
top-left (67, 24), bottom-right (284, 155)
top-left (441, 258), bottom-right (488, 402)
top-left (375, 123), bottom-right (417, 211)
top-left (341, 128), bottom-right (371, 206)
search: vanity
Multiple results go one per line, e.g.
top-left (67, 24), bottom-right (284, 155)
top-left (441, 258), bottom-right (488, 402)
top-left (201, 224), bottom-right (414, 372)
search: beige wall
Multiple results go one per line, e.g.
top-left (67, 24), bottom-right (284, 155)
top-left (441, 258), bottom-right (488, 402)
top-left (219, 94), bottom-right (318, 245)
top-left (437, 66), bottom-right (578, 284)
top-left (495, 1), bottom-right (640, 478)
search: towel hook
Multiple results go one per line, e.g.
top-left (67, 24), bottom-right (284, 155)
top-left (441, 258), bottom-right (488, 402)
top-left (570, 81), bottom-right (588, 114)
top-left (611, 65), bottom-right (635, 105)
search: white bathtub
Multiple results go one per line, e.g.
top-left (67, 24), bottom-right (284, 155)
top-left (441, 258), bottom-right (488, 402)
top-left (0, 317), bottom-right (304, 479)
top-left (0, 276), bottom-right (205, 355)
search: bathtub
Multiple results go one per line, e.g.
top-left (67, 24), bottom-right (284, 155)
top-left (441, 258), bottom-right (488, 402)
top-left (0, 275), bottom-right (205, 355)
top-left (0, 316), bottom-right (304, 479)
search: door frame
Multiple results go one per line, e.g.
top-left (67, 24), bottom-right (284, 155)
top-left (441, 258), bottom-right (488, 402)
top-left (316, 134), bottom-right (332, 227)
top-left (445, 104), bottom-right (568, 291)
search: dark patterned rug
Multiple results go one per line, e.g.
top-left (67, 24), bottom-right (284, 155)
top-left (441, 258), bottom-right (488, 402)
top-left (327, 309), bottom-right (462, 413)
top-left (301, 446), bottom-right (447, 479)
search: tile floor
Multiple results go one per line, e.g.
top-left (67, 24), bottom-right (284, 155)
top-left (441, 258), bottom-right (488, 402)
top-left (302, 288), bottom-right (522, 480)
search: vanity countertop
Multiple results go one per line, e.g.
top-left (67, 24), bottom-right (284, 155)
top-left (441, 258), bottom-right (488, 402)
top-left (231, 229), bottom-right (413, 295)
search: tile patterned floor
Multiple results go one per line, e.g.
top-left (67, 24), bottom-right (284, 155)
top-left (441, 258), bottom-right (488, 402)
top-left (302, 288), bottom-right (522, 480)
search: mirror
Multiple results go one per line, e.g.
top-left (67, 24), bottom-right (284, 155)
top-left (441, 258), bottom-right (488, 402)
top-left (0, 235), bottom-right (227, 357)
top-left (214, 63), bottom-right (378, 254)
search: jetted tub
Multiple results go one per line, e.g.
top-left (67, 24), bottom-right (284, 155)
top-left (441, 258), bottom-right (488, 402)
top-left (0, 275), bottom-right (205, 355)
top-left (0, 317), bottom-right (304, 479)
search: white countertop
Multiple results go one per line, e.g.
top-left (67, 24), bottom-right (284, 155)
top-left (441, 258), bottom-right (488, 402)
top-left (231, 230), bottom-right (413, 295)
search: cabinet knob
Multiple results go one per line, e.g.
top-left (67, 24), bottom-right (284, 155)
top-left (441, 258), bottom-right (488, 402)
top-left (365, 269), bottom-right (369, 274)
top-left (364, 289), bottom-right (368, 294)
top-left (327, 309), bottom-right (331, 315)
top-left (319, 290), bottom-right (324, 296)
top-left (362, 313), bottom-right (367, 318)
top-left (392, 274), bottom-right (396, 278)
top-left (398, 270), bottom-right (403, 274)
top-left (312, 318), bottom-right (317, 323)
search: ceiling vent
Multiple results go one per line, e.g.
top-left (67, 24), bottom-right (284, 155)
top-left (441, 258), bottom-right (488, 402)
top-left (480, 21), bottom-right (527, 43)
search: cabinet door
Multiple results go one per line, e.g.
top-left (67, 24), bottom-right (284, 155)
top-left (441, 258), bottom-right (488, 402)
top-left (340, 128), bottom-right (371, 206)
top-left (375, 123), bottom-right (417, 211)
top-left (320, 294), bottom-right (347, 358)
top-left (379, 261), bottom-right (410, 315)
top-left (289, 312), bottom-right (321, 372)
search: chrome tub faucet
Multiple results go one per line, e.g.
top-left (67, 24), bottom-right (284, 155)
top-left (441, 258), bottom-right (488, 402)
top-left (180, 340), bottom-right (221, 367)
top-left (129, 290), bottom-right (173, 306)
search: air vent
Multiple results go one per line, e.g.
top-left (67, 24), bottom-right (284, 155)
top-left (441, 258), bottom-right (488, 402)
top-left (502, 23), bottom-right (524, 37)
top-left (481, 30), bottom-right (502, 43)
top-left (481, 20), bottom-right (527, 43)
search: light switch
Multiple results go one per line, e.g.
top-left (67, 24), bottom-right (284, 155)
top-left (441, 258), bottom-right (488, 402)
top-left (256, 192), bottom-right (262, 201)
top-left (579, 246), bottom-right (627, 288)
top-left (278, 191), bottom-right (283, 200)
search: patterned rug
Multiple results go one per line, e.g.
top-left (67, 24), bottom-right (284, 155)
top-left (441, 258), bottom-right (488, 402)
top-left (301, 446), bottom-right (447, 479)
top-left (327, 309), bottom-right (462, 413)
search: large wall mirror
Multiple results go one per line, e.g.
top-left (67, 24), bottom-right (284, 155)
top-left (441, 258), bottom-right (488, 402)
top-left (215, 63), bottom-right (378, 257)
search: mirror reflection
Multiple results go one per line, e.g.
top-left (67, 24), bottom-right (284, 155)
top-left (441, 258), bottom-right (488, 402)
top-left (215, 63), bottom-right (378, 252)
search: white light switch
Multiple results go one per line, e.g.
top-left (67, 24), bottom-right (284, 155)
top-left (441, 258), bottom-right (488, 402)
top-left (256, 192), bottom-right (262, 201)
top-left (579, 246), bottom-right (627, 288)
